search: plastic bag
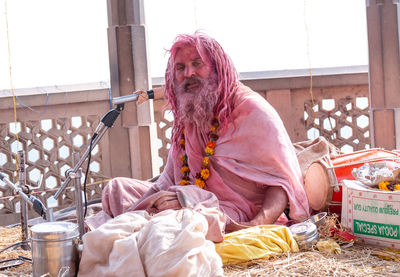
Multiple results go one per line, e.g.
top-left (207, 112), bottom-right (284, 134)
top-left (352, 162), bottom-right (394, 187)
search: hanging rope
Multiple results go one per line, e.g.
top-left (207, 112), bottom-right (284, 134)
top-left (303, 0), bottom-right (317, 133)
top-left (5, 0), bottom-right (20, 178)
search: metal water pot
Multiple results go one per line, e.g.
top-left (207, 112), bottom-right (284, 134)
top-left (289, 221), bottom-right (319, 250)
top-left (31, 221), bottom-right (79, 277)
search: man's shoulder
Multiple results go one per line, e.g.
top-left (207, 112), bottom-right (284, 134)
top-left (230, 84), bottom-right (283, 126)
top-left (233, 84), bottom-right (269, 109)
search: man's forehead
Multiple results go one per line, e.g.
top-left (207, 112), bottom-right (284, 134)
top-left (174, 45), bottom-right (207, 63)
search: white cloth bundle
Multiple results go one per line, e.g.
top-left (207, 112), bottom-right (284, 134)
top-left (78, 209), bottom-right (223, 277)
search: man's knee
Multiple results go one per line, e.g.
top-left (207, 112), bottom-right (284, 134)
top-left (101, 177), bottom-right (125, 214)
top-left (102, 177), bottom-right (130, 197)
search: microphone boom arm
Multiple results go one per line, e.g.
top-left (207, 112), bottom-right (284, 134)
top-left (54, 89), bottom-right (152, 199)
top-left (54, 106), bottom-right (123, 200)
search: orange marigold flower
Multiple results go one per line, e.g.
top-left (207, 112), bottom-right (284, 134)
top-left (395, 184), bottom-right (400, 191)
top-left (180, 138), bottom-right (185, 145)
top-left (202, 157), bottom-right (209, 166)
top-left (180, 166), bottom-right (190, 174)
top-left (211, 126), bottom-right (217, 132)
top-left (179, 155), bottom-right (185, 162)
top-left (179, 180), bottom-right (190, 186)
top-left (205, 146), bottom-right (215, 155)
top-left (379, 181), bottom-right (390, 191)
top-left (195, 178), bottom-right (205, 189)
top-left (206, 141), bottom-right (216, 148)
top-left (201, 168), bottom-right (210, 180)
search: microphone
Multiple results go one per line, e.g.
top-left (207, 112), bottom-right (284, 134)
top-left (0, 172), bottom-right (47, 219)
top-left (112, 90), bottom-right (154, 106)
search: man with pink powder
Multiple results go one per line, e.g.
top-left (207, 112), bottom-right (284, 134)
top-left (101, 32), bottom-right (310, 232)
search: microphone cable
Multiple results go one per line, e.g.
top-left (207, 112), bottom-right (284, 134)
top-left (82, 134), bottom-right (95, 218)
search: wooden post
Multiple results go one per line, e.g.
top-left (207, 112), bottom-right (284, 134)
top-left (106, 0), bottom-right (159, 179)
top-left (366, 0), bottom-right (400, 150)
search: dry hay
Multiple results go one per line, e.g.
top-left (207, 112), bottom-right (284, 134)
top-left (223, 244), bottom-right (400, 277)
top-left (1, 216), bottom-right (400, 277)
top-left (224, 215), bottom-right (400, 277)
top-left (0, 226), bottom-right (31, 277)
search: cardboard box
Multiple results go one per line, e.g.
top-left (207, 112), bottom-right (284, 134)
top-left (341, 180), bottom-right (400, 249)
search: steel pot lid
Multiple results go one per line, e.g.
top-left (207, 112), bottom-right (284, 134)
top-left (289, 222), bottom-right (317, 239)
top-left (31, 221), bottom-right (78, 241)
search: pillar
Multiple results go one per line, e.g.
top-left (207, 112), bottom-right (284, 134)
top-left (106, 0), bottom-right (159, 179)
top-left (366, 0), bottom-right (400, 149)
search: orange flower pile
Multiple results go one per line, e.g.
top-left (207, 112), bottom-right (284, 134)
top-left (379, 181), bottom-right (400, 191)
top-left (179, 118), bottom-right (219, 189)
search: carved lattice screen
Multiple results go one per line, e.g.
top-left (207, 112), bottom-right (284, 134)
top-left (0, 115), bottom-right (108, 216)
top-left (304, 95), bottom-right (370, 152)
top-left (154, 99), bottom-right (173, 172)
top-left (0, 84), bottom-right (371, 221)
top-left (154, 87), bottom-right (371, 173)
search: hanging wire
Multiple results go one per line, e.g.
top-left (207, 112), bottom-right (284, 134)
top-left (4, 0), bottom-right (20, 178)
top-left (15, 91), bottom-right (50, 114)
top-left (100, 81), bottom-right (112, 109)
top-left (83, 135), bottom-right (95, 217)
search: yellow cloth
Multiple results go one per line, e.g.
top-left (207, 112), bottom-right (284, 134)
top-left (215, 225), bottom-right (299, 265)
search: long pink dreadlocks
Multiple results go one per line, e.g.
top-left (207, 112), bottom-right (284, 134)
top-left (165, 32), bottom-right (240, 150)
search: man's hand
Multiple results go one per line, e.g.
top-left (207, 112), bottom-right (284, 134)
top-left (254, 186), bottom-right (288, 225)
top-left (136, 87), bottom-right (164, 104)
top-left (225, 218), bottom-right (263, 233)
top-left (148, 193), bottom-right (182, 214)
top-left (225, 222), bottom-right (251, 233)
top-left (225, 186), bottom-right (289, 233)
top-left (136, 90), bottom-right (149, 104)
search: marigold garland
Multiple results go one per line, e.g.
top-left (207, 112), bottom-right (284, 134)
top-left (200, 168), bottom-right (210, 179)
top-left (378, 181), bottom-right (400, 191)
top-left (180, 166), bottom-right (190, 174)
top-left (179, 118), bottom-right (219, 189)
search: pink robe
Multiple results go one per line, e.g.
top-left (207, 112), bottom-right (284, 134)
top-left (103, 85), bottom-right (310, 224)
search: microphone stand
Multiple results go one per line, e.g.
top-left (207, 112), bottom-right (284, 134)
top-left (54, 104), bottom-right (125, 200)
top-left (53, 103), bottom-right (126, 237)
top-left (71, 152), bottom-right (85, 240)
top-left (17, 150), bottom-right (29, 248)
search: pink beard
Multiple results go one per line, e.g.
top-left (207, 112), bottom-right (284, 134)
top-left (174, 72), bottom-right (219, 132)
